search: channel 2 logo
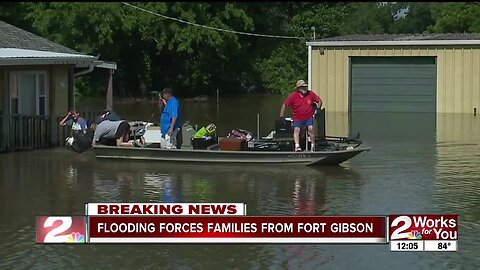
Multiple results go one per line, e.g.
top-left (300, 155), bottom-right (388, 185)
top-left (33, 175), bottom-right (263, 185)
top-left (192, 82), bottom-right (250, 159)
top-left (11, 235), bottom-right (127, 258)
top-left (389, 215), bottom-right (458, 241)
top-left (36, 216), bottom-right (86, 244)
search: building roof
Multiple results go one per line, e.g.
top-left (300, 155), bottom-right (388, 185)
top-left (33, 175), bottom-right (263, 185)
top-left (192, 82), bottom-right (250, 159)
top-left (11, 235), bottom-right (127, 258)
top-left (0, 48), bottom-right (97, 67)
top-left (0, 21), bottom-right (117, 69)
top-left (0, 48), bottom-right (94, 59)
top-left (306, 33), bottom-right (480, 47)
top-left (0, 20), bottom-right (80, 54)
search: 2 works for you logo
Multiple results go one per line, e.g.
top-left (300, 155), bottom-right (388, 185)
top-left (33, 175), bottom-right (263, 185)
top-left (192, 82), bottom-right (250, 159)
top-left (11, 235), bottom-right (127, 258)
top-left (36, 216), bottom-right (86, 244)
top-left (389, 215), bottom-right (458, 241)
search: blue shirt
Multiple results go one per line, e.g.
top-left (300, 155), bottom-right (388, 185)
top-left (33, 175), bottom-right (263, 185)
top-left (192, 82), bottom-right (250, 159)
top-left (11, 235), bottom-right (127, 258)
top-left (66, 118), bottom-right (87, 131)
top-left (160, 97), bottom-right (180, 134)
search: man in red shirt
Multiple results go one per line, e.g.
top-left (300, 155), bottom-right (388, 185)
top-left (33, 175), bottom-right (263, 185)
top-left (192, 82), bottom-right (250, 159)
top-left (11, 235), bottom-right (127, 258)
top-left (279, 80), bottom-right (322, 152)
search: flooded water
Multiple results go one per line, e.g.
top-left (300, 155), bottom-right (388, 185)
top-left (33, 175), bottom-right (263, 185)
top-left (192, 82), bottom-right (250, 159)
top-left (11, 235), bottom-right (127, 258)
top-left (1, 95), bottom-right (480, 269)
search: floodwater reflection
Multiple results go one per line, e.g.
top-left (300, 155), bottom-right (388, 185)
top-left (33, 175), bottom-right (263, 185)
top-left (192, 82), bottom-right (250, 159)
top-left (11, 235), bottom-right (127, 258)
top-left (1, 95), bottom-right (480, 269)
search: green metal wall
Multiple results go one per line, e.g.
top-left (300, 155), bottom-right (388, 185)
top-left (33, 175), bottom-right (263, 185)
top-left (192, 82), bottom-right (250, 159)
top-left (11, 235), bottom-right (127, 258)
top-left (350, 57), bottom-right (437, 112)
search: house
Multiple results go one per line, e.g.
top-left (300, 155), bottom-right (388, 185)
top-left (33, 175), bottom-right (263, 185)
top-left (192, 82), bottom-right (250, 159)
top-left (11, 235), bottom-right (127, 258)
top-left (306, 34), bottom-right (480, 136)
top-left (0, 20), bottom-right (116, 152)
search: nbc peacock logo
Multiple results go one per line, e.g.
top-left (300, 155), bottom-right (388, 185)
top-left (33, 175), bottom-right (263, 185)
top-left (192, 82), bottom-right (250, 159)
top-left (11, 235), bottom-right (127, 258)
top-left (66, 232), bottom-right (85, 243)
top-left (407, 230), bottom-right (422, 240)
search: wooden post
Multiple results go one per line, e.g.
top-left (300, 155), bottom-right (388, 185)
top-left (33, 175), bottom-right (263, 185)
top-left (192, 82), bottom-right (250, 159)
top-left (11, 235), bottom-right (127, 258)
top-left (216, 89), bottom-right (219, 125)
top-left (68, 66), bottom-right (75, 111)
top-left (256, 113), bottom-right (260, 138)
top-left (50, 67), bottom-right (58, 147)
top-left (106, 69), bottom-right (113, 110)
top-left (3, 70), bottom-right (10, 151)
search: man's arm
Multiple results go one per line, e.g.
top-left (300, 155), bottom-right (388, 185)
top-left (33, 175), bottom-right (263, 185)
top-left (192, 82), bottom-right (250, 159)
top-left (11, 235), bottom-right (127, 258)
top-left (168, 117), bottom-right (177, 135)
top-left (313, 92), bottom-right (322, 109)
top-left (60, 112), bottom-right (71, 126)
top-left (279, 104), bottom-right (286, 118)
top-left (158, 94), bottom-right (166, 109)
top-left (280, 94), bottom-right (293, 118)
top-left (116, 138), bottom-right (133, 147)
top-left (167, 100), bottom-right (179, 135)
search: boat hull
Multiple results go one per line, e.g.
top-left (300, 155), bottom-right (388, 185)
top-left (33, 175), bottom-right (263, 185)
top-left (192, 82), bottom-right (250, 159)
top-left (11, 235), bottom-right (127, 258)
top-left (92, 145), bottom-right (369, 166)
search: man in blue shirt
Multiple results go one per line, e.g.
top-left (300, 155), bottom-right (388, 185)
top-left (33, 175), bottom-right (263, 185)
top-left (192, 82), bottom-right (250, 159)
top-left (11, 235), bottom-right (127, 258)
top-left (160, 88), bottom-right (182, 148)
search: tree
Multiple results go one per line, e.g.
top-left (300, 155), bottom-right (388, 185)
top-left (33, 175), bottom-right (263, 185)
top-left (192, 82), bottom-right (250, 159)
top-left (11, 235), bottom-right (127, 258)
top-left (341, 2), bottom-right (394, 35)
top-left (254, 3), bottom-right (350, 94)
top-left (388, 2), bottom-right (434, 34)
top-left (428, 2), bottom-right (480, 33)
top-left (8, 3), bottom-right (469, 98)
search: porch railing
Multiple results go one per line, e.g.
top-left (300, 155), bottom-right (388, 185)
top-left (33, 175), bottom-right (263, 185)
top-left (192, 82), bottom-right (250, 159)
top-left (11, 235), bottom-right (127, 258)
top-left (0, 111), bottom-right (101, 153)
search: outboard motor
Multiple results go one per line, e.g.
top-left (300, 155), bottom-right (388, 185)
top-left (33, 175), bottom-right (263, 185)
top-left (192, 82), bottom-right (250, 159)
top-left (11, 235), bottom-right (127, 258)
top-left (129, 121), bottom-right (147, 140)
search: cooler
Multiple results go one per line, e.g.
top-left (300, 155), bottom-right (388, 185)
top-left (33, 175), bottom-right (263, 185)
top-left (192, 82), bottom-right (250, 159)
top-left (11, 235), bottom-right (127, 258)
top-left (192, 137), bottom-right (217, 150)
top-left (182, 123), bottom-right (196, 148)
top-left (219, 138), bottom-right (247, 151)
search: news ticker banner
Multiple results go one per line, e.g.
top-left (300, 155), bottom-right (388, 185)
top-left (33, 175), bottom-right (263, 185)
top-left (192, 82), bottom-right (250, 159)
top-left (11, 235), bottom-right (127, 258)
top-left (36, 203), bottom-right (458, 251)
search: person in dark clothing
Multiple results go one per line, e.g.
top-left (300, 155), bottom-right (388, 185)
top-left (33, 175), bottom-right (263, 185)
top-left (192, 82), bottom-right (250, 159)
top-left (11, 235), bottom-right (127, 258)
top-left (91, 120), bottom-right (144, 147)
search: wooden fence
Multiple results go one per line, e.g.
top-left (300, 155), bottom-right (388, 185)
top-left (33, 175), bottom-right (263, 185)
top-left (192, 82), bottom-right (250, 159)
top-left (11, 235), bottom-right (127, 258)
top-left (0, 111), bottom-right (100, 153)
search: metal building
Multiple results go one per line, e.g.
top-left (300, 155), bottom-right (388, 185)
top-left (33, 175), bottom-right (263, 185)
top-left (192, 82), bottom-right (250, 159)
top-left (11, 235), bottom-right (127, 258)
top-left (307, 34), bottom-right (480, 114)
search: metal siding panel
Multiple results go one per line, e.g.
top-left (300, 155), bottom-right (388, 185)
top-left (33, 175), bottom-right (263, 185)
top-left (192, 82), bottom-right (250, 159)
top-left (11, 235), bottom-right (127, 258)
top-left (473, 50), bottom-right (480, 112)
top-left (335, 49), bottom-right (343, 112)
top-left (464, 49), bottom-right (472, 113)
top-left (327, 49), bottom-right (336, 111)
top-left (351, 57), bottom-right (436, 112)
top-left (311, 49), bottom-right (321, 94)
top-left (344, 50), bottom-right (351, 112)
top-left (436, 49), bottom-right (445, 113)
top-left (437, 114), bottom-right (480, 143)
top-left (445, 50), bottom-right (455, 113)
top-left (325, 111), bottom-right (348, 137)
top-left (454, 49), bottom-right (463, 113)
top-left (319, 50), bottom-right (329, 109)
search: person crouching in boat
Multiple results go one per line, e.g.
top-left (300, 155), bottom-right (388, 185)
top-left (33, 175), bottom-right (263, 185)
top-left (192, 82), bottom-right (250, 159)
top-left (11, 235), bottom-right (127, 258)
top-left (159, 88), bottom-right (182, 149)
top-left (91, 120), bottom-right (144, 147)
top-left (279, 80), bottom-right (322, 152)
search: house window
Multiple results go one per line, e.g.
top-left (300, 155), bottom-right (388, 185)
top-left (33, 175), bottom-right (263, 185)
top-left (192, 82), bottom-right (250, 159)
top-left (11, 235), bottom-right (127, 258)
top-left (38, 73), bottom-right (46, 116)
top-left (9, 71), bottom-right (48, 116)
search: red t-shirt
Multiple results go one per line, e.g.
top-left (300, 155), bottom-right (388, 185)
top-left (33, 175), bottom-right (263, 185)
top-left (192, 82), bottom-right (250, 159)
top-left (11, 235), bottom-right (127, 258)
top-left (283, 91), bottom-right (321, 121)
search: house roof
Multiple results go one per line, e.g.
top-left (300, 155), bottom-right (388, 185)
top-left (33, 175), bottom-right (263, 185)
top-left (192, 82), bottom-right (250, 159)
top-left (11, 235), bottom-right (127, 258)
top-left (0, 48), bottom-right (97, 67)
top-left (0, 21), bottom-right (116, 69)
top-left (306, 33), bottom-right (480, 47)
top-left (0, 20), bottom-right (80, 54)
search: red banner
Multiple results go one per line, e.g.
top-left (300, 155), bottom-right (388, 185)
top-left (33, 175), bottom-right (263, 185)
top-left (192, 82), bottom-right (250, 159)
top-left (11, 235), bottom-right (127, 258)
top-left (88, 216), bottom-right (386, 243)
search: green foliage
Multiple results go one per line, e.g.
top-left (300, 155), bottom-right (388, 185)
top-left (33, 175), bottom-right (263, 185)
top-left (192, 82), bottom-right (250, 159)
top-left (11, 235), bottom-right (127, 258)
top-left (255, 3), bottom-right (350, 94)
top-left (342, 2), bottom-right (394, 34)
top-left (388, 2), bottom-right (434, 34)
top-left (428, 2), bottom-right (480, 33)
top-left (2, 2), bottom-right (474, 97)
top-left (74, 76), bottom-right (103, 98)
top-left (254, 41), bottom-right (306, 94)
